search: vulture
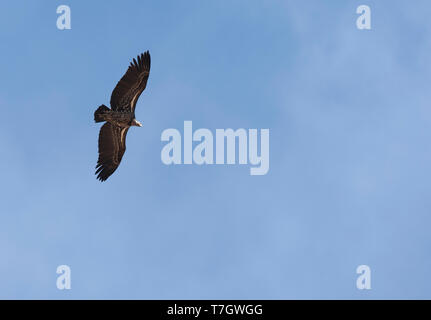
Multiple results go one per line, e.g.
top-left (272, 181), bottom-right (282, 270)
top-left (93, 51), bottom-right (151, 181)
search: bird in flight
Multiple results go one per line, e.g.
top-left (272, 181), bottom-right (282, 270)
top-left (94, 51), bottom-right (151, 181)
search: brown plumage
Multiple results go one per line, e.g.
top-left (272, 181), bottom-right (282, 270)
top-left (94, 51), bottom-right (151, 181)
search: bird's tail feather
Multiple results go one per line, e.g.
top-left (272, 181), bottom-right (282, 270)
top-left (94, 104), bottom-right (110, 123)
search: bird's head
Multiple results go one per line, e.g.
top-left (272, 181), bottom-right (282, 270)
top-left (131, 119), bottom-right (142, 127)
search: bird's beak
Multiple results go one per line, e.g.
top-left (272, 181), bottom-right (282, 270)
top-left (133, 120), bottom-right (142, 127)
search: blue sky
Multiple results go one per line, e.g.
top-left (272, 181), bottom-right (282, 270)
top-left (0, 0), bottom-right (431, 299)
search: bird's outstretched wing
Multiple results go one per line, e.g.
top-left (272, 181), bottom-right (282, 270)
top-left (110, 51), bottom-right (151, 113)
top-left (95, 122), bottom-right (129, 181)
